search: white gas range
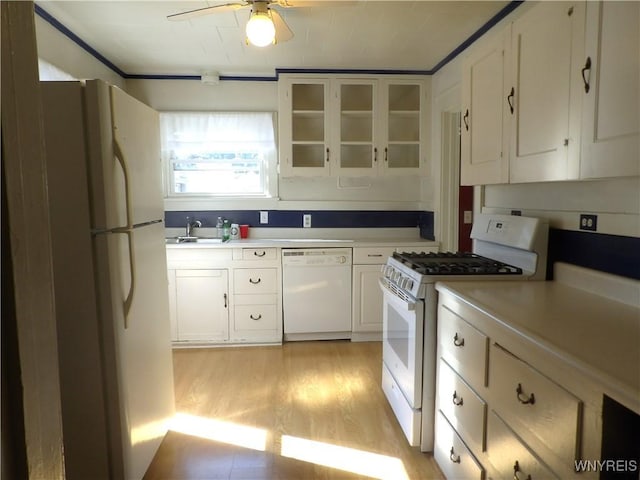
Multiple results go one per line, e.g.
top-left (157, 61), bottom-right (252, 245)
top-left (379, 214), bottom-right (549, 451)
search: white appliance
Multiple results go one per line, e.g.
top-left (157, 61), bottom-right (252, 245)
top-left (41, 80), bottom-right (175, 480)
top-left (282, 248), bottom-right (352, 341)
top-left (379, 214), bottom-right (548, 451)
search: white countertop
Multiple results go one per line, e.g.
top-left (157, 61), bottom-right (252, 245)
top-left (166, 237), bottom-right (439, 249)
top-left (435, 276), bottom-right (640, 414)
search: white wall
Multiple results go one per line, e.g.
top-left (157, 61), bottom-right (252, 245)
top-left (33, 11), bottom-right (425, 212)
top-left (35, 16), bottom-right (124, 88)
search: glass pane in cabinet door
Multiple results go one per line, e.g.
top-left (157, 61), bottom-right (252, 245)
top-left (341, 84), bottom-right (373, 111)
top-left (292, 84), bottom-right (324, 111)
top-left (341, 145), bottom-right (373, 168)
top-left (388, 84), bottom-right (420, 111)
top-left (341, 114), bottom-right (372, 142)
top-left (292, 144), bottom-right (325, 168)
top-left (388, 112), bottom-right (419, 142)
top-left (293, 113), bottom-right (324, 141)
top-left (387, 144), bottom-right (419, 169)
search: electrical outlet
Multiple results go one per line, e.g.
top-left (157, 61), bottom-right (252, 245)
top-left (303, 214), bottom-right (312, 228)
top-left (463, 211), bottom-right (473, 224)
top-left (260, 211), bottom-right (269, 224)
top-left (579, 214), bottom-right (597, 231)
top-left (511, 210), bottom-right (522, 216)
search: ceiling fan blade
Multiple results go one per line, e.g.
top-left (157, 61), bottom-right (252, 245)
top-left (271, 9), bottom-right (294, 43)
top-left (167, 2), bottom-right (249, 21)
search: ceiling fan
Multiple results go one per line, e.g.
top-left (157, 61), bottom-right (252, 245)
top-left (167, 0), bottom-right (298, 47)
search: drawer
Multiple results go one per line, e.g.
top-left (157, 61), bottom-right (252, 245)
top-left (233, 304), bottom-right (278, 331)
top-left (438, 305), bottom-right (488, 392)
top-left (434, 411), bottom-right (485, 480)
top-left (489, 343), bottom-right (582, 467)
top-left (166, 248), bottom-right (232, 269)
top-left (437, 358), bottom-right (486, 452)
top-left (234, 268), bottom-right (278, 294)
top-left (241, 248), bottom-right (277, 261)
top-left (486, 411), bottom-right (558, 480)
top-left (353, 247), bottom-right (396, 264)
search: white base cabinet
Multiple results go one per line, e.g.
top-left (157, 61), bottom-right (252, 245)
top-left (166, 247), bottom-right (282, 346)
top-left (172, 269), bottom-right (229, 342)
top-left (351, 244), bottom-right (437, 341)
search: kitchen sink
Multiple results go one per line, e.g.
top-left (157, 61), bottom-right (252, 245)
top-left (165, 237), bottom-right (223, 244)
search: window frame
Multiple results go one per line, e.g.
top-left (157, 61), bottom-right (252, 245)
top-left (160, 111), bottom-right (279, 200)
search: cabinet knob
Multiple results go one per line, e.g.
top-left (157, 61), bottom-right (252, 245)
top-left (463, 109), bottom-right (470, 131)
top-left (449, 447), bottom-right (461, 464)
top-left (581, 56), bottom-right (592, 94)
top-left (453, 332), bottom-right (465, 347)
top-left (516, 383), bottom-right (535, 405)
top-left (253, 251), bottom-right (266, 257)
top-left (249, 277), bottom-right (262, 284)
top-left (513, 460), bottom-right (532, 480)
top-left (507, 87), bottom-right (515, 114)
top-left (250, 314), bottom-right (262, 321)
top-left (452, 391), bottom-right (464, 406)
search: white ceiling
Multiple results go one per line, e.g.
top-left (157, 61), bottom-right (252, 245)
top-left (35, 0), bottom-right (512, 77)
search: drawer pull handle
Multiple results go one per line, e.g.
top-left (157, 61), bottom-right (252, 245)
top-left (452, 391), bottom-right (464, 406)
top-left (250, 314), bottom-right (262, 321)
top-left (253, 251), bottom-right (266, 257)
top-left (249, 278), bottom-right (262, 284)
top-left (453, 333), bottom-right (465, 347)
top-left (513, 460), bottom-right (532, 480)
top-left (449, 447), bottom-right (460, 464)
top-left (516, 383), bottom-right (535, 405)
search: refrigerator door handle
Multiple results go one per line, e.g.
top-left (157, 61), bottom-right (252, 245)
top-left (110, 89), bottom-right (134, 230)
top-left (122, 229), bottom-right (136, 327)
top-left (110, 228), bottom-right (136, 327)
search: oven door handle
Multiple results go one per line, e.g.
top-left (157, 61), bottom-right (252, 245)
top-left (378, 278), bottom-right (416, 311)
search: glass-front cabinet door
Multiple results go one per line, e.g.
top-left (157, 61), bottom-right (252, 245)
top-left (380, 80), bottom-right (425, 175)
top-left (279, 78), bottom-right (331, 176)
top-left (335, 80), bottom-right (378, 175)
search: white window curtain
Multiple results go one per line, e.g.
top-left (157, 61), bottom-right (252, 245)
top-left (160, 112), bottom-right (276, 160)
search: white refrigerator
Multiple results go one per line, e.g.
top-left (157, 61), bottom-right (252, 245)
top-left (41, 79), bottom-right (175, 480)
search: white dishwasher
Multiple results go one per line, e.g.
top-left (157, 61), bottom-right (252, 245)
top-left (282, 248), bottom-right (352, 341)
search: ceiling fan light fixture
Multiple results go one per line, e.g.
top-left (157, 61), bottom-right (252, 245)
top-left (246, 9), bottom-right (276, 47)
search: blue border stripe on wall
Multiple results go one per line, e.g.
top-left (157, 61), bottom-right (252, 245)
top-left (165, 210), bottom-right (435, 240)
top-left (34, 2), bottom-right (523, 81)
top-left (546, 229), bottom-right (640, 280)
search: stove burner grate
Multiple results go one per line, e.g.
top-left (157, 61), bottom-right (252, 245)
top-left (392, 251), bottom-right (523, 275)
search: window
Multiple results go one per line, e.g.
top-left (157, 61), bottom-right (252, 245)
top-left (160, 112), bottom-right (276, 197)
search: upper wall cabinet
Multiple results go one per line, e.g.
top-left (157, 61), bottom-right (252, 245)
top-left (580, 1), bottom-right (640, 179)
top-left (278, 78), bottom-right (332, 176)
top-left (278, 75), bottom-right (429, 177)
top-left (460, 26), bottom-right (511, 185)
top-left (509, 1), bottom-right (585, 183)
top-left (461, 1), bottom-right (637, 186)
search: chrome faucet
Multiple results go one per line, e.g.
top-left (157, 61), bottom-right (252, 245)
top-left (185, 218), bottom-right (202, 238)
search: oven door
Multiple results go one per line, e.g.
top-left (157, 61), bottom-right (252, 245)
top-left (380, 279), bottom-right (424, 408)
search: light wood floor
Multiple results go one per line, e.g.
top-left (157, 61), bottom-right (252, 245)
top-left (144, 341), bottom-right (444, 480)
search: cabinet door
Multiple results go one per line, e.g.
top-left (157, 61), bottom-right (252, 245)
top-left (352, 265), bottom-right (384, 334)
top-left (175, 269), bottom-right (228, 342)
top-left (279, 78), bottom-right (331, 177)
top-left (461, 26), bottom-right (511, 185)
top-left (581, 1), bottom-right (640, 179)
top-left (380, 80), bottom-right (426, 176)
top-left (334, 79), bottom-right (379, 176)
top-left (509, 2), bottom-right (585, 183)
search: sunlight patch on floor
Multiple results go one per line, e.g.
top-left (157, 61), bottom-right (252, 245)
top-left (169, 413), bottom-right (268, 451)
top-left (281, 434), bottom-right (410, 480)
